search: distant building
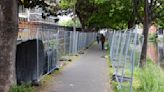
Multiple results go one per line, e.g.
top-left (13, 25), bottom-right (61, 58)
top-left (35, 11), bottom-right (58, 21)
top-left (18, 5), bottom-right (59, 40)
top-left (18, 5), bottom-right (58, 23)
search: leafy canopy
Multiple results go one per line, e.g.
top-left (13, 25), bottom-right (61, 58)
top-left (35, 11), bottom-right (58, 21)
top-left (59, 0), bottom-right (133, 29)
top-left (19, 0), bottom-right (164, 29)
top-left (87, 0), bottom-right (133, 29)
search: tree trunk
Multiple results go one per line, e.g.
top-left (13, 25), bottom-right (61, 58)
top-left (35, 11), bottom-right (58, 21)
top-left (140, 0), bottom-right (150, 67)
top-left (0, 0), bottom-right (18, 92)
top-left (75, 7), bottom-right (87, 30)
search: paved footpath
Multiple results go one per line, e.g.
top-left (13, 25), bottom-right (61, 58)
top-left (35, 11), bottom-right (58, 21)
top-left (40, 43), bottom-right (113, 92)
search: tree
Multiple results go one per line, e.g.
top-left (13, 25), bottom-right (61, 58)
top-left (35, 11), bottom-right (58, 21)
top-left (59, 0), bottom-right (105, 30)
top-left (75, 0), bottom-right (98, 29)
top-left (137, 0), bottom-right (164, 67)
top-left (0, 0), bottom-right (18, 92)
top-left (76, 0), bottom-right (164, 67)
top-left (60, 0), bottom-right (134, 30)
top-left (86, 0), bottom-right (133, 29)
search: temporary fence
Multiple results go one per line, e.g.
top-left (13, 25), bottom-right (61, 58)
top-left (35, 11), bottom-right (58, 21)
top-left (107, 29), bottom-right (144, 92)
top-left (16, 23), bottom-right (96, 84)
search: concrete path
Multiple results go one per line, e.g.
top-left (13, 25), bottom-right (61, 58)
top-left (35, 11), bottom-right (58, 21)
top-left (41, 43), bottom-right (113, 92)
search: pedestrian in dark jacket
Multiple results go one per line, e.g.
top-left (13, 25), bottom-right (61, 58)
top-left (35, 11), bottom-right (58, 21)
top-left (100, 34), bottom-right (105, 50)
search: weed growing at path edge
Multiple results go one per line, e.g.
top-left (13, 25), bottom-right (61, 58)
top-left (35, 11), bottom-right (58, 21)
top-left (10, 84), bottom-right (34, 92)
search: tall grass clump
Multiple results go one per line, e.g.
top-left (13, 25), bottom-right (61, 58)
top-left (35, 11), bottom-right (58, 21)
top-left (133, 62), bottom-right (164, 92)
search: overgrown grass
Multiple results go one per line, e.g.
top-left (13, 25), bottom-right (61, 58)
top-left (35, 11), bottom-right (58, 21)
top-left (133, 62), bottom-right (164, 92)
top-left (109, 57), bottom-right (164, 92)
top-left (10, 84), bottom-right (34, 92)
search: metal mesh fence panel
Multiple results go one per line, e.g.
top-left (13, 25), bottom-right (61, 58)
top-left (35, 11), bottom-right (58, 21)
top-left (107, 29), bottom-right (144, 92)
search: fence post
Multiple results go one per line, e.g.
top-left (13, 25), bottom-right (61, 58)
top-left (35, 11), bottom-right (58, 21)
top-left (36, 28), bottom-right (39, 82)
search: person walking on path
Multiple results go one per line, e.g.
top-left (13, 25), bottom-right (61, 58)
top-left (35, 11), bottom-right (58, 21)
top-left (100, 34), bottom-right (105, 50)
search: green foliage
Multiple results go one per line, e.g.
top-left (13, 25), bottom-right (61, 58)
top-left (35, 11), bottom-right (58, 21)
top-left (153, 0), bottom-right (164, 28)
top-left (87, 0), bottom-right (133, 29)
top-left (59, 0), bottom-right (76, 9)
top-left (58, 19), bottom-right (81, 27)
top-left (58, 0), bottom-right (134, 29)
top-left (10, 84), bottom-right (34, 92)
top-left (89, 0), bottom-right (106, 4)
top-left (59, 0), bottom-right (106, 9)
top-left (19, 0), bottom-right (164, 29)
top-left (148, 33), bottom-right (157, 42)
